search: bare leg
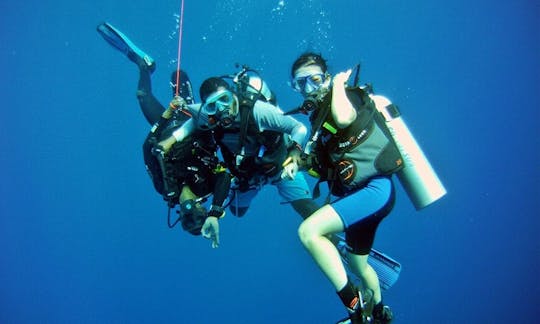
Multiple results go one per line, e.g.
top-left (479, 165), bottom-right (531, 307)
top-left (136, 68), bottom-right (165, 125)
top-left (347, 253), bottom-right (382, 304)
top-left (298, 204), bottom-right (348, 290)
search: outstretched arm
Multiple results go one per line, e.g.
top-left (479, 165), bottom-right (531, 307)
top-left (201, 168), bottom-right (232, 248)
top-left (211, 171), bottom-right (232, 208)
top-left (331, 69), bottom-right (357, 128)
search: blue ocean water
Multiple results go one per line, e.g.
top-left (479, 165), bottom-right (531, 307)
top-left (1, 0), bottom-right (538, 323)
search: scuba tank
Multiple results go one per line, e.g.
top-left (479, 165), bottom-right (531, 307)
top-left (371, 95), bottom-right (446, 210)
top-left (246, 75), bottom-right (275, 103)
top-left (229, 64), bottom-right (276, 104)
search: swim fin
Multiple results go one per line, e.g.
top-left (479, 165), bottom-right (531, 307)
top-left (96, 22), bottom-right (155, 72)
top-left (170, 70), bottom-right (195, 104)
top-left (336, 235), bottom-right (401, 290)
top-left (367, 248), bottom-right (401, 290)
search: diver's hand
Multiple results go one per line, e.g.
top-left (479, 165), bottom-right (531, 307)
top-left (281, 157), bottom-right (299, 180)
top-left (156, 136), bottom-right (177, 154)
top-left (333, 69), bottom-right (352, 86)
top-left (162, 96), bottom-right (187, 119)
top-left (331, 69), bottom-right (356, 127)
top-left (169, 96), bottom-right (187, 110)
top-left (201, 216), bottom-right (220, 248)
top-left (281, 142), bottom-right (302, 180)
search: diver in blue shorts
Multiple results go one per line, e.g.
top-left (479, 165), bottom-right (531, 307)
top-left (287, 52), bottom-right (403, 324)
top-left (157, 74), bottom-right (319, 223)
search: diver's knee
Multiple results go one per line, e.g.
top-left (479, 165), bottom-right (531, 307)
top-left (136, 89), bottom-right (149, 101)
top-left (298, 221), bottom-right (317, 248)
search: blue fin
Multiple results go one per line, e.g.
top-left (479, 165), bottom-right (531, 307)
top-left (170, 70), bottom-right (195, 104)
top-left (367, 248), bottom-right (401, 290)
top-left (96, 22), bottom-right (155, 70)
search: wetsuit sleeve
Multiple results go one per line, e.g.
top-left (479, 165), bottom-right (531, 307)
top-left (150, 114), bottom-right (178, 138)
top-left (211, 172), bottom-right (232, 207)
top-left (137, 70), bottom-right (166, 125)
top-left (253, 101), bottom-right (308, 145)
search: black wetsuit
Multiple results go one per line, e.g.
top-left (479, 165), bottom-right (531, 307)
top-left (139, 69), bottom-right (230, 208)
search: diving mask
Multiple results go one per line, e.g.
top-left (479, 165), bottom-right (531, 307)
top-left (198, 90), bottom-right (236, 129)
top-left (201, 89), bottom-right (234, 115)
top-left (292, 72), bottom-right (326, 94)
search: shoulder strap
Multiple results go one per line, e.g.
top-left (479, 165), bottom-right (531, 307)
top-left (237, 96), bottom-right (256, 148)
top-left (352, 63), bottom-right (361, 87)
top-left (307, 91), bottom-right (333, 145)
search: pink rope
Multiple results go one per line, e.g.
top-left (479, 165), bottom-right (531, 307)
top-left (175, 0), bottom-right (185, 96)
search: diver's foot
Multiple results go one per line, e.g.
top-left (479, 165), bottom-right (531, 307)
top-left (372, 303), bottom-right (393, 324)
top-left (128, 50), bottom-right (156, 73)
top-left (336, 289), bottom-right (375, 324)
top-left (335, 312), bottom-right (366, 324)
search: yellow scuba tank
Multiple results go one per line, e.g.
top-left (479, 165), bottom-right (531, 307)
top-left (371, 95), bottom-right (446, 210)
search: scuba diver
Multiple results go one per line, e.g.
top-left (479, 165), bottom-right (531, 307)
top-left (156, 67), bottom-right (320, 224)
top-left (96, 22), bottom-right (230, 247)
top-left (157, 65), bottom-right (404, 298)
top-left (286, 52), bottom-right (403, 324)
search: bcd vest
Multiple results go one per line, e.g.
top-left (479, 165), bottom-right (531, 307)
top-left (143, 116), bottom-right (218, 198)
top-left (311, 87), bottom-right (403, 196)
top-left (214, 97), bottom-right (287, 187)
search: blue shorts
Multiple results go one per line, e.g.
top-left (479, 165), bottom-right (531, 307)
top-left (333, 176), bottom-right (395, 255)
top-left (232, 172), bottom-right (311, 208)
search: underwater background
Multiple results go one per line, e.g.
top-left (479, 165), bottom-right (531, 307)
top-left (1, 0), bottom-right (538, 323)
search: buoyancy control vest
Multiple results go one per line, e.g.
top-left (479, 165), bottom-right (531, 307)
top-left (143, 115), bottom-right (186, 196)
top-left (309, 87), bottom-right (403, 196)
top-left (143, 114), bottom-right (221, 202)
top-left (213, 96), bottom-right (287, 189)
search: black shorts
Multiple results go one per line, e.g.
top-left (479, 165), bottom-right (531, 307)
top-left (342, 178), bottom-right (395, 255)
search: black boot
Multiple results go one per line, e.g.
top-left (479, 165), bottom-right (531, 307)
top-left (336, 287), bottom-right (375, 324)
top-left (373, 302), bottom-right (393, 324)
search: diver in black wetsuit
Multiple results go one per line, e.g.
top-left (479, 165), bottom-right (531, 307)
top-left (97, 22), bottom-right (229, 247)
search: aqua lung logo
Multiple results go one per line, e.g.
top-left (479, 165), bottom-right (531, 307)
top-left (337, 159), bottom-right (355, 184)
top-left (338, 129), bottom-right (368, 149)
